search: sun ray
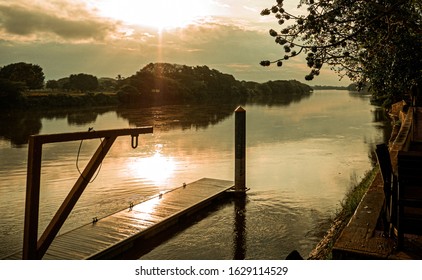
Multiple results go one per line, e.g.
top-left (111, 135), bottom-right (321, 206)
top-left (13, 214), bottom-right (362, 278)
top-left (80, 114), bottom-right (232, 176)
top-left (96, 0), bottom-right (214, 31)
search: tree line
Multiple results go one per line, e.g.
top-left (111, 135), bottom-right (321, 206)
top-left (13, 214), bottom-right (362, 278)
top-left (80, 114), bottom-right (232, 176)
top-left (0, 62), bottom-right (313, 108)
top-left (115, 63), bottom-right (313, 105)
top-left (0, 62), bottom-right (118, 108)
top-left (0, 62), bottom-right (111, 93)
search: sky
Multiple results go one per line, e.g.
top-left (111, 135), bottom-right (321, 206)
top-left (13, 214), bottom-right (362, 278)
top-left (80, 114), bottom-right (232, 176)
top-left (0, 0), bottom-right (351, 86)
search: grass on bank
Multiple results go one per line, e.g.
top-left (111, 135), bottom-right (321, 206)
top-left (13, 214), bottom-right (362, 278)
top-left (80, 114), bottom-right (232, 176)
top-left (308, 166), bottom-right (379, 259)
top-left (340, 167), bottom-right (379, 218)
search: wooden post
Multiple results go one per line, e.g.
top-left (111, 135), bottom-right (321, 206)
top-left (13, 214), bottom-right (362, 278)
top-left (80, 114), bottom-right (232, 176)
top-left (235, 106), bottom-right (246, 192)
top-left (22, 136), bottom-right (43, 259)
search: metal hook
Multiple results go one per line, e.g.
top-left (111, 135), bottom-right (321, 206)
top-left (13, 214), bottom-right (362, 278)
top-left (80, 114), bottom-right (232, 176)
top-left (131, 135), bottom-right (138, 149)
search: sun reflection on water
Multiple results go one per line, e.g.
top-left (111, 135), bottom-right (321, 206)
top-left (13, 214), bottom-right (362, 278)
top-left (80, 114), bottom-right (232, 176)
top-left (128, 146), bottom-right (177, 186)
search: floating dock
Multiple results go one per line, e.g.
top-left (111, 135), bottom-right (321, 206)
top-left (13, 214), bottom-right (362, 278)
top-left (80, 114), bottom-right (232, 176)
top-left (7, 107), bottom-right (247, 260)
top-left (5, 178), bottom-right (234, 260)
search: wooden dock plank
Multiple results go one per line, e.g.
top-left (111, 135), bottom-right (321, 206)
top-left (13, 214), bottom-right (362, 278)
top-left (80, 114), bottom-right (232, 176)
top-left (93, 219), bottom-right (153, 234)
top-left (51, 235), bottom-right (104, 254)
top-left (3, 178), bottom-right (233, 260)
top-left (43, 241), bottom-right (90, 260)
top-left (332, 171), bottom-right (396, 259)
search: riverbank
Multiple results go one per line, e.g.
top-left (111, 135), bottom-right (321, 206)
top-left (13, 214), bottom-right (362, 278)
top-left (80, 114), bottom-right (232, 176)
top-left (24, 91), bottom-right (119, 108)
top-left (307, 167), bottom-right (379, 259)
top-left (311, 100), bottom-right (422, 260)
top-left (307, 102), bottom-right (397, 259)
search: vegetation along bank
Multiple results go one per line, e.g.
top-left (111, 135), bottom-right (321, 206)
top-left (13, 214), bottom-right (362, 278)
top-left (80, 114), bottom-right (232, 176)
top-left (0, 62), bottom-right (313, 109)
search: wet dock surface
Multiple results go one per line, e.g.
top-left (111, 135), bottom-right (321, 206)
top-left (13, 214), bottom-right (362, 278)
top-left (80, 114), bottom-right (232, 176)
top-left (5, 178), bottom-right (234, 260)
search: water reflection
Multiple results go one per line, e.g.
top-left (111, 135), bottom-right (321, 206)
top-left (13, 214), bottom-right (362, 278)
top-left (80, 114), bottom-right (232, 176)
top-left (0, 108), bottom-right (111, 146)
top-left (0, 110), bottom-right (42, 147)
top-left (127, 148), bottom-right (177, 186)
top-left (67, 111), bottom-right (98, 126)
top-left (0, 91), bottom-right (314, 147)
top-left (233, 194), bottom-right (247, 260)
top-left (116, 104), bottom-right (239, 131)
top-left (0, 90), bottom-right (394, 259)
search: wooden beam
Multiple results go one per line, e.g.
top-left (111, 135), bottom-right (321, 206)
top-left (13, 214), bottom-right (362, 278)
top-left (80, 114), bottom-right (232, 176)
top-left (22, 137), bottom-right (43, 259)
top-left (32, 127), bottom-right (153, 145)
top-left (36, 136), bottom-right (117, 258)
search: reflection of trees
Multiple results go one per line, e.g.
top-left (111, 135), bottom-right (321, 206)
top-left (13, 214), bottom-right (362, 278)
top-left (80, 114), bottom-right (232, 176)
top-left (248, 91), bottom-right (312, 107)
top-left (0, 110), bottom-right (42, 147)
top-left (0, 108), bottom-right (112, 146)
top-left (116, 103), bottom-right (240, 131)
top-left (372, 107), bottom-right (393, 144)
top-left (348, 91), bottom-right (371, 100)
top-left (346, 92), bottom-right (393, 166)
top-left (116, 92), bottom-right (314, 131)
top-left (367, 107), bottom-right (393, 166)
top-left (1, 92), bottom-right (318, 146)
top-left (67, 111), bottom-right (98, 126)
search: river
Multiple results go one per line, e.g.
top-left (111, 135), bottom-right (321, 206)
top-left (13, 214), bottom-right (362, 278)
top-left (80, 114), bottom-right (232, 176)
top-left (0, 90), bottom-right (391, 259)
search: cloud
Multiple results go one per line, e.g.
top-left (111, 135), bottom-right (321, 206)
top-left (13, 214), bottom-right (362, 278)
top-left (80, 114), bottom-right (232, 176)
top-left (0, 1), bottom-right (351, 86)
top-left (0, 1), bottom-right (119, 42)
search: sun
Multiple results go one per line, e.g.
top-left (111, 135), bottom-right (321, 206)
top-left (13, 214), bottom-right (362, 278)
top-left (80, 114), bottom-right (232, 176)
top-left (96, 0), bottom-right (213, 31)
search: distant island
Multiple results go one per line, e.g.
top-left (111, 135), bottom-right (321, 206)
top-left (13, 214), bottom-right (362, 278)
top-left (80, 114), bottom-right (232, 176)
top-left (1, 62), bottom-right (314, 109)
top-left (115, 63), bottom-right (313, 106)
top-left (312, 85), bottom-right (349, 90)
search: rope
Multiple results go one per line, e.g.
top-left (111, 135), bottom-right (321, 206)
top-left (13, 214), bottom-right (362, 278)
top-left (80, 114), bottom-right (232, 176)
top-left (76, 127), bottom-right (103, 183)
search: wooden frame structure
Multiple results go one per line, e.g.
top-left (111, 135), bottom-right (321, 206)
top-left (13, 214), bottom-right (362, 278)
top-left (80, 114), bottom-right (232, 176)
top-left (22, 127), bottom-right (153, 259)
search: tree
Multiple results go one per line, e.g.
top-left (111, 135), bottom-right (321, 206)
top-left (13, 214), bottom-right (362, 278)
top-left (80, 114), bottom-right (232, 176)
top-left (98, 77), bottom-right (117, 91)
top-left (0, 62), bottom-right (45, 90)
top-left (69, 73), bottom-right (99, 92)
top-left (260, 0), bottom-right (422, 105)
top-left (46, 80), bottom-right (59, 91)
top-left (57, 77), bottom-right (71, 91)
top-left (116, 84), bottom-right (141, 104)
top-left (0, 79), bottom-right (26, 108)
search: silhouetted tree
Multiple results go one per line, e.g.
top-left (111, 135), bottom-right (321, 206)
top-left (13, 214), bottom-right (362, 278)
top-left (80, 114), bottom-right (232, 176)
top-left (117, 84), bottom-right (141, 104)
top-left (0, 62), bottom-right (45, 89)
top-left (261, 0), bottom-right (422, 104)
top-left (57, 77), bottom-right (71, 91)
top-left (0, 79), bottom-right (26, 108)
top-left (98, 77), bottom-right (117, 91)
top-left (69, 73), bottom-right (99, 92)
top-left (46, 80), bottom-right (59, 91)
top-left (118, 63), bottom-right (311, 105)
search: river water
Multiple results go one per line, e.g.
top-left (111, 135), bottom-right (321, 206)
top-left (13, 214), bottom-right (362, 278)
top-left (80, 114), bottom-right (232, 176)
top-left (0, 90), bottom-right (391, 259)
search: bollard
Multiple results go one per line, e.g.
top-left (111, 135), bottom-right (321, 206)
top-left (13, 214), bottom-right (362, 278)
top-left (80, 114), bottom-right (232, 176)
top-left (234, 106), bottom-right (246, 192)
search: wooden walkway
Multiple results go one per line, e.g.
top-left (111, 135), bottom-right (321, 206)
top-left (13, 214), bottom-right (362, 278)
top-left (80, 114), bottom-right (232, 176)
top-left (5, 178), bottom-right (234, 260)
top-left (332, 171), bottom-right (396, 259)
top-left (333, 104), bottom-right (422, 259)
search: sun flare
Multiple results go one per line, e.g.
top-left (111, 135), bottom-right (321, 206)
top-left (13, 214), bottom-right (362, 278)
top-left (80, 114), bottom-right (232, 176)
top-left (96, 0), bottom-right (213, 31)
top-left (128, 150), bottom-right (177, 186)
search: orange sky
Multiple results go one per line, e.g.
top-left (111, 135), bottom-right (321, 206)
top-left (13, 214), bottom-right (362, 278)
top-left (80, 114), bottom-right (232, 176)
top-left (0, 0), bottom-right (351, 86)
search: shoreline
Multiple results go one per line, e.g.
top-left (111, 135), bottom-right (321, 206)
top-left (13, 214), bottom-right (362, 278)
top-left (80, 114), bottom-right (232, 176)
top-left (307, 167), bottom-right (379, 259)
top-left (308, 102), bottom-right (403, 260)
